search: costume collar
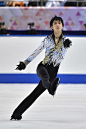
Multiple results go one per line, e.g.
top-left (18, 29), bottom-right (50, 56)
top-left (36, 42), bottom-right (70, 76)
top-left (50, 33), bottom-right (64, 40)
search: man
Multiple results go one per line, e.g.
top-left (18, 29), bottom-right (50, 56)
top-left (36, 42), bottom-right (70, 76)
top-left (46, 0), bottom-right (67, 7)
top-left (5, 0), bottom-right (28, 6)
top-left (11, 16), bottom-right (72, 120)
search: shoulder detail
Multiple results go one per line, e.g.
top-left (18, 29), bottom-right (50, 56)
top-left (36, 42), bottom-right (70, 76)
top-left (47, 35), bottom-right (52, 40)
top-left (42, 35), bottom-right (51, 41)
top-left (63, 36), bottom-right (67, 41)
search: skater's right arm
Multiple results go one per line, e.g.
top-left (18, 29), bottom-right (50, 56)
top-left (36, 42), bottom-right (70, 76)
top-left (15, 37), bottom-right (47, 70)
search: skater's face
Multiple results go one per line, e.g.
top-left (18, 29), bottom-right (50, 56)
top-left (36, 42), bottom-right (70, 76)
top-left (51, 20), bottom-right (63, 33)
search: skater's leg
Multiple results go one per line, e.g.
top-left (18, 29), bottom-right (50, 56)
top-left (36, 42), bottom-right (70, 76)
top-left (37, 65), bottom-right (51, 89)
top-left (11, 81), bottom-right (46, 120)
top-left (47, 64), bottom-right (60, 95)
top-left (37, 63), bottom-right (60, 96)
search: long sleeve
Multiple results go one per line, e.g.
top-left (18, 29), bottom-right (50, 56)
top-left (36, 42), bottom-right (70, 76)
top-left (24, 37), bottom-right (47, 65)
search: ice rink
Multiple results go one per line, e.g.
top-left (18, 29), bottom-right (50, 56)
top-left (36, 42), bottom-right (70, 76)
top-left (0, 84), bottom-right (86, 129)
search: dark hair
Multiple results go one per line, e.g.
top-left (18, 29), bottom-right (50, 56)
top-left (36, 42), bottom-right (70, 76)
top-left (50, 15), bottom-right (64, 27)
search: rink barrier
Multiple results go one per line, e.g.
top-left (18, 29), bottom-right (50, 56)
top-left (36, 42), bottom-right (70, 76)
top-left (0, 7), bottom-right (86, 31)
top-left (0, 74), bottom-right (86, 84)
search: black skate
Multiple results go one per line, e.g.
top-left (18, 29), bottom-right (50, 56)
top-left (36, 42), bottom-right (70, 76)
top-left (10, 112), bottom-right (22, 120)
top-left (48, 78), bottom-right (60, 96)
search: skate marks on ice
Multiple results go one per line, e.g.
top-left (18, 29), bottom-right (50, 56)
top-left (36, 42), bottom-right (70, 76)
top-left (0, 84), bottom-right (86, 129)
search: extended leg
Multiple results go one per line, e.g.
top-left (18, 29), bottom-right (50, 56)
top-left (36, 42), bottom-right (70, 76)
top-left (11, 81), bottom-right (46, 120)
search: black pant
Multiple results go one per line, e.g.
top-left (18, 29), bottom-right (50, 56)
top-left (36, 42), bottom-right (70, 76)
top-left (37, 62), bottom-right (60, 89)
top-left (13, 62), bottom-right (60, 115)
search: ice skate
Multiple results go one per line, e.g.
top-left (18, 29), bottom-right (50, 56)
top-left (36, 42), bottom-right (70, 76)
top-left (10, 112), bottom-right (22, 120)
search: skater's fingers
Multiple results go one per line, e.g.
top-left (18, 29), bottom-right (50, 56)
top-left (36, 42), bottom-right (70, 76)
top-left (15, 67), bottom-right (22, 71)
top-left (15, 67), bottom-right (19, 70)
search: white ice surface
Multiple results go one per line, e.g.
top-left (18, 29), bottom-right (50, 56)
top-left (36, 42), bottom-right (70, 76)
top-left (0, 84), bottom-right (86, 129)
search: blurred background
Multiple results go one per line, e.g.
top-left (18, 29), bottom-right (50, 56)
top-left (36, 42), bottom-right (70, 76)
top-left (2, 0), bottom-right (86, 7)
top-left (0, 0), bottom-right (86, 35)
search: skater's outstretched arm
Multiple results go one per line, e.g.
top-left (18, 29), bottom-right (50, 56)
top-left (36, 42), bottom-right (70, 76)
top-left (15, 37), bottom-right (47, 70)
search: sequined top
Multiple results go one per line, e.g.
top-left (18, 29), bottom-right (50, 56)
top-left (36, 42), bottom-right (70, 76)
top-left (24, 33), bottom-right (68, 67)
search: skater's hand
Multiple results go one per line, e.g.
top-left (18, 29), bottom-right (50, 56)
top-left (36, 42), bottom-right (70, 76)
top-left (15, 62), bottom-right (26, 71)
top-left (63, 38), bottom-right (72, 48)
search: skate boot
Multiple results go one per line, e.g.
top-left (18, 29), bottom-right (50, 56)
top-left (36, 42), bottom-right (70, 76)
top-left (10, 111), bottom-right (22, 120)
top-left (48, 78), bottom-right (60, 96)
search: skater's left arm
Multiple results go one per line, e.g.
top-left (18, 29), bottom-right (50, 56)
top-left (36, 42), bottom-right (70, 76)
top-left (63, 38), bottom-right (72, 48)
top-left (57, 37), bottom-right (72, 64)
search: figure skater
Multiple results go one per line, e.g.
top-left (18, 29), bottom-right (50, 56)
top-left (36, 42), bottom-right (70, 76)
top-left (11, 16), bottom-right (72, 120)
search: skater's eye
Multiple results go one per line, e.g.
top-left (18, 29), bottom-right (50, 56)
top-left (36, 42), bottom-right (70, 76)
top-left (58, 21), bottom-right (61, 24)
top-left (54, 22), bottom-right (57, 25)
top-left (54, 21), bottom-right (61, 25)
